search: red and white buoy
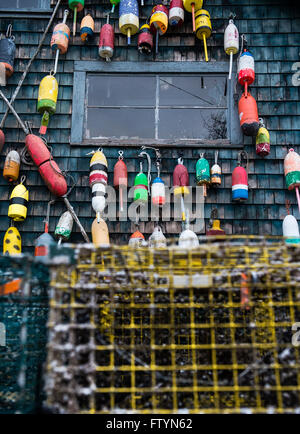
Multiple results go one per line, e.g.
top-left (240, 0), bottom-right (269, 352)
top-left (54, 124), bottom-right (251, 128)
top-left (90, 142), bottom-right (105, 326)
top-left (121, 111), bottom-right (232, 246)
top-left (169, 0), bottom-right (184, 27)
top-left (284, 148), bottom-right (300, 214)
top-left (89, 149), bottom-right (108, 222)
top-left (99, 15), bottom-right (115, 61)
top-left (113, 150), bottom-right (128, 213)
top-left (238, 48), bottom-right (255, 97)
top-left (173, 157), bottom-right (190, 222)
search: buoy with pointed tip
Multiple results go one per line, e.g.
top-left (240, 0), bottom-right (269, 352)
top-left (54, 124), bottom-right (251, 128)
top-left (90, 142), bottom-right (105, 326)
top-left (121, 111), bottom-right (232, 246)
top-left (238, 49), bottom-right (255, 97)
top-left (173, 157), bottom-right (189, 222)
top-left (80, 13), bottom-right (94, 42)
top-left (68, 0), bottom-right (84, 36)
top-left (283, 214), bottom-right (300, 244)
top-left (206, 219), bottom-right (225, 236)
top-left (119, 0), bottom-right (139, 45)
top-left (238, 91), bottom-right (259, 136)
top-left (99, 15), bottom-right (115, 61)
top-left (89, 150), bottom-right (108, 186)
top-left (0, 25), bottom-right (16, 78)
top-left (3, 150), bottom-right (20, 182)
top-left (92, 217), bottom-right (110, 247)
top-left (196, 153), bottom-right (210, 197)
top-left (37, 74), bottom-right (58, 135)
top-left (138, 24), bottom-right (153, 54)
top-left (169, 0), bottom-right (184, 27)
top-left (3, 226), bottom-right (21, 255)
top-left (256, 119), bottom-right (270, 157)
top-left (183, 0), bottom-right (202, 33)
top-left (179, 223), bottom-right (199, 248)
top-left (0, 129), bottom-right (5, 153)
top-left (113, 152), bottom-right (128, 213)
top-left (129, 230), bottom-right (145, 247)
top-left (150, 5), bottom-right (168, 54)
top-left (55, 211), bottom-right (74, 245)
top-left (284, 148), bottom-right (300, 214)
top-left (195, 9), bottom-right (212, 62)
top-left (148, 226), bottom-right (167, 248)
top-left (50, 11), bottom-right (70, 54)
top-left (224, 18), bottom-right (239, 80)
top-left (211, 150), bottom-right (222, 186)
top-left (8, 178), bottom-right (28, 222)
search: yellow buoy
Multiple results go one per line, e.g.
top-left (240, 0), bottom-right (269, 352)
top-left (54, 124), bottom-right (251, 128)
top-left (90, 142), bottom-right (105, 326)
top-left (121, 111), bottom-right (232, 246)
top-left (8, 179), bottom-right (29, 222)
top-left (91, 217), bottom-right (110, 247)
top-left (183, 0), bottom-right (203, 33)
top-left (3, 226), bottom-right (22, 255)
top-left (37, 74), bottom-right (59, 134)
top-left (195, 9), bottom-right (212, 62)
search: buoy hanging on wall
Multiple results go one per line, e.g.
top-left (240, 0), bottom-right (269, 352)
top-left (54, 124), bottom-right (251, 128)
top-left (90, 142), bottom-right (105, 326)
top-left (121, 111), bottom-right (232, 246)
top-left (238, 48), bottom-right (255, 97)
top-left (80, 13), bottom-right (95, 42)
top-left (169, 0), bottom-right (185, 27)
top-left (256, 118), bottom-right (270, 157)
top-left (282, 201), bottom-right (300, 244)
top-left (138, 24), bottom-right (153, 55)
top-left (134, 170), bottom-right (148, 202)
top-left (232, 151), bottom-right (248, 202)
top-left (92, 217), bottom-right (110, 247)
top-left (150, 5), bottom-right (169, 54)
top-left (99, 15), bottom-right (115, 61)
top-left (119, 0), bottom-right (139, 45)
top-left (35, 201), bottom-right (56, 261)
top-left (224, 18), bottom-right (239, 80)
top-left (0, 129), bottom-right (5, 153)
top-left (8, 176), bottom-right (28, 222)
top-left (50, 10), bottom-right (70, 55)
top-left (0, 25), bottom-right (16, 78)
top-left (196, 153), bottom-right (210, 197)
top-left (113, 151), bottom-right (128, 213)
top-left (129, 230), bottom-right (145, 247)
top-left (3, 150), bottom-right (20, 182)
top-left (148, 226), bottom-right (167, 248)
top-left (3, 226), bottom-right (21, 255)
top-left (206, 219), bottom-right (225, 236)
top-left (110, 0), bottom-right (120, 13)
top-left (68, 0), bottom-right (85, 36)
top-left (55, 211), bottom-right (74, 245)
top-left (183, 0), bottom-right (202, 33)
top-left (238, 91), bottom-right (259, 136)
top-left (173, 157), bottom-right (189, 222)
top-left (89, 149), bottom-right (108, 222)
top-left (211, 150), bottom-right (222, 187)
top-left (195, 9), bottom-right (212, 62)
top-left (37, 73), bottom-right (58, 135)
top-left (284, 148), bottom-right (300, 214)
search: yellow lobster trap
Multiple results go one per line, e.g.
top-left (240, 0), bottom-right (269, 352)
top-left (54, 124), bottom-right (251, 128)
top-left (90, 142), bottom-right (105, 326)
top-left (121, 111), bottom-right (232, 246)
top-left (45, 237), bottom-right (300, 414)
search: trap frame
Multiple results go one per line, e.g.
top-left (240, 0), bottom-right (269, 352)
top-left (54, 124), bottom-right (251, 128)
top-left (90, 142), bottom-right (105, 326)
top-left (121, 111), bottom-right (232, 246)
top-left (45, 236), bottom-right (300, 414)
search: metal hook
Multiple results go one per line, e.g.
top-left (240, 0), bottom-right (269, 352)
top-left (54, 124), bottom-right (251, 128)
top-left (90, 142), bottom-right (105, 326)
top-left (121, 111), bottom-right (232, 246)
top-left (24, 121), bottom-right (33, 135)
top-left (139, 150), bottom-right (152, 188)
top-left (178, 157), bottom-right (183, 165)
top-left (20, 175), bottom-right (26, 184)
top-left (118, 150), bottom-right (124, 160)
top-left (6, 24), bottom-right (13, 39)
top-left (215, 150), bottom-right (219, 165)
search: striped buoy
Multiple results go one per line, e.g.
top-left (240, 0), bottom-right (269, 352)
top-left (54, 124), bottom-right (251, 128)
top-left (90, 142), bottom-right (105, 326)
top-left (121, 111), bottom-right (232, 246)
top-left (152, 177), bottom-right (165, 206)
top-left (196, 153), bottom-right (210, 197)
top-left (173, 157), bottom-right (189, 221)
top-left (232, 152), bottom-right (248, 202)
top-left (211, 150), bottom-right (221, 186)
top-left (51, 12), bottom-right (70, 54)
top-left (238, 49), bottom-right (255, 97)
top-left (150, 5), bottom-right (168, 54)
top-left (134, 171), bottom-right (148, 202)
top-left (169, 0), bottom-right (184, 27)
top-left (119, 0), bottom-right (139, 45)
top-left (195, 9), bottom-right (212, 62)
top-left (129, 230), bottom-right (145, 247)
top-left (89, 150), bottom-right (108, 186)
top-left (138, 24), bottom-right (153, 54)
top-left (80, 13), bottom-right (94, 42)
top-left (3, 150), bottom-right (20, 182)
top-left (8, 177), bottom-right (28, 221)
top-left (92, 183), bottom-right (106, 218)
top-left (256, 119), bottom-right (270, 157)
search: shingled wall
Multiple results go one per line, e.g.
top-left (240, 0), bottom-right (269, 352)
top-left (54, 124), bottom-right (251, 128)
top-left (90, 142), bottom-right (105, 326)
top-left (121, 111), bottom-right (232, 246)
top-left (0, 0), bottom-right (299, 251)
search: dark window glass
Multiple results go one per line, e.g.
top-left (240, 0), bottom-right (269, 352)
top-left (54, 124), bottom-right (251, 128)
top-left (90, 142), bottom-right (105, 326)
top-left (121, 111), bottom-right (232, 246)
top-left (85, 73), bottom-right (227, 142)
top-left (0, 0), bottom-right (50, 10)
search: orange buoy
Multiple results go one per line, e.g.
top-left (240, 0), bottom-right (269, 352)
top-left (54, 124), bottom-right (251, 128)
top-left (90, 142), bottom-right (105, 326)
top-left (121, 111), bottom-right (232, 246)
top-left (91, 217), bottom-right (110, 247)
top-left (3, 150), bottom-right (20, 182)
top-left (238, 92), bottom-right (259, 136)
top-left (129, 230), bottom-right (145, 247)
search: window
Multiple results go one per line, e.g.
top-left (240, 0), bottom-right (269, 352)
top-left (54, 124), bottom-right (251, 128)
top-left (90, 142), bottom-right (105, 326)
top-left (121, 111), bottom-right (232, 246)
top-left (0, 0), bottom-right (51, 12)
top-left (71, 62), bottom-right (242, 147)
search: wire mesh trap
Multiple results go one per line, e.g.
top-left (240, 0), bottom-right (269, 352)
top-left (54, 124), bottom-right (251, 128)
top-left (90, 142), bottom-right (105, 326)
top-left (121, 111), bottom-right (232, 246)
top-left (0, 256), bottom-right (49, 414)
top-left (45, 237), bottom-right (300, 414)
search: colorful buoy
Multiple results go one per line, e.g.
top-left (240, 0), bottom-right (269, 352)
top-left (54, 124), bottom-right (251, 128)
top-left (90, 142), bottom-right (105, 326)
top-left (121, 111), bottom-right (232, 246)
top-left (256, 119), bottom-right (270, 157)
top-left (169, 0), bottom-right (184, 27)
top-left (195, 9), bottom-right (212, 62)
top-left (232, 152), bottom-right (248, 202)
top-left (196, 153), bottom-right (210, 197)
top-left (284, 148), bottom-right (300, 214)
top-left (224, 18), bottom-right (239, 80)
top-left (211, 151), bottom-right (222, 187)
top-left (183, 0), bottom-right (203, 33)
top-left (138, 24), bottom-right (153, 54)
top-left (238, 49), bottom-right (255, 97)
top-left (173, 157), bottom-right (189, 222)
top-left (89, 150), bottom-right (108, 186)
top-left (55, 211), bottom-right (74, 245)
top-left (134, 171), bottom-right (148, 202)
top-left (3, 226), bottom-right (21, 255)
top-left (8, 178), bottom-right (28, 221)
top-left (37, 74), bottom-right (58, 135)
top-left (206, 219), bottom-right (225, 236)
top-left (150, 5), bottom-right (168, 54)
top-left (129, 230), bottom-right (145, 247)
top-left (119, 0), bottom-right (139, 45)
top-left (238, 91), bottom-right (259, 136)
top-left (68, 0), bottom-right (85, 36)
top-left (110, 0), bottom-right (120, 13)
top-left (3, 150), bottom-right (20, 182)
top-left (80, 13), bottom-right (94, 42)
top-left (50, 10), bottom-right (70, 55)
top-left (92, 183), bottom-right (106, 221)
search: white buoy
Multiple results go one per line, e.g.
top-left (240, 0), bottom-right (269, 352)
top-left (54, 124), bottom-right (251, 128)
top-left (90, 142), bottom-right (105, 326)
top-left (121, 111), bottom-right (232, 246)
top-left (148, 226), bottom-right (167, 248)
top-left (224, 18), bottom-right (239, 80)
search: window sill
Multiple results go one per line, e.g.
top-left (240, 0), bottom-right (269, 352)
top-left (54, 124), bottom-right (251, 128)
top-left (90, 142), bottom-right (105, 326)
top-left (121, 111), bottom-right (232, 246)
top-left (72, 138), bottom-right (244, 148)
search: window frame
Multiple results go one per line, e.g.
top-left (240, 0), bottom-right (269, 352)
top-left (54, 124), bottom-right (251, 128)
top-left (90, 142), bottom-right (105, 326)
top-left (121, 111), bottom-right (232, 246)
top-left (71, 61), bottom-right (243, 148)
top-left (0, 0), bottom-right (52, 13)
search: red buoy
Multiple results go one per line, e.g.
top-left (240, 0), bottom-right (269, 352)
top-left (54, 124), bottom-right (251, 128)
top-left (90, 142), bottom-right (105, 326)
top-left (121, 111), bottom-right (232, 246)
top-left (238, 92), bottom-right (259, 136)
top-left (173, 161), bottom-right (189, 189)
top-left (25, 134), bottom-right (67, 197)
top-left (138, 24), bottom-right (153, 55)
top-left (114, 152), bottom-right (128, 212)
top-left (99, 16), bottom-right (114, 61)
top-left (0, 129), bottom-right (5, 153)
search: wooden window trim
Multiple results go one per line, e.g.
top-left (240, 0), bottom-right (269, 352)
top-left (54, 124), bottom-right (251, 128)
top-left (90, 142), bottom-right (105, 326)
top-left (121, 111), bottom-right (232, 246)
top-left (71, 61), bottom-right (243, 148)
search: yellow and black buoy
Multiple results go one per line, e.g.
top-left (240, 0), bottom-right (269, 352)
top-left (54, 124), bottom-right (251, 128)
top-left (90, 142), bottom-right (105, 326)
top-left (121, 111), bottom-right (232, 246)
top-left (8, 176), bottom-right (28, 222)
top-left (3, 226), bottom-right (21, 255)
top-left (195, 9), bottom-right (212, 62)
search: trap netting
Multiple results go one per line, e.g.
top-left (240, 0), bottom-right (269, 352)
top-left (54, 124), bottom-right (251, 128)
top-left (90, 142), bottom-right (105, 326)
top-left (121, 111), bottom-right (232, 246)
top-left (0, 256), bottom-right (49, 414)
top-left (45, 237), bottom-right (300, 414)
